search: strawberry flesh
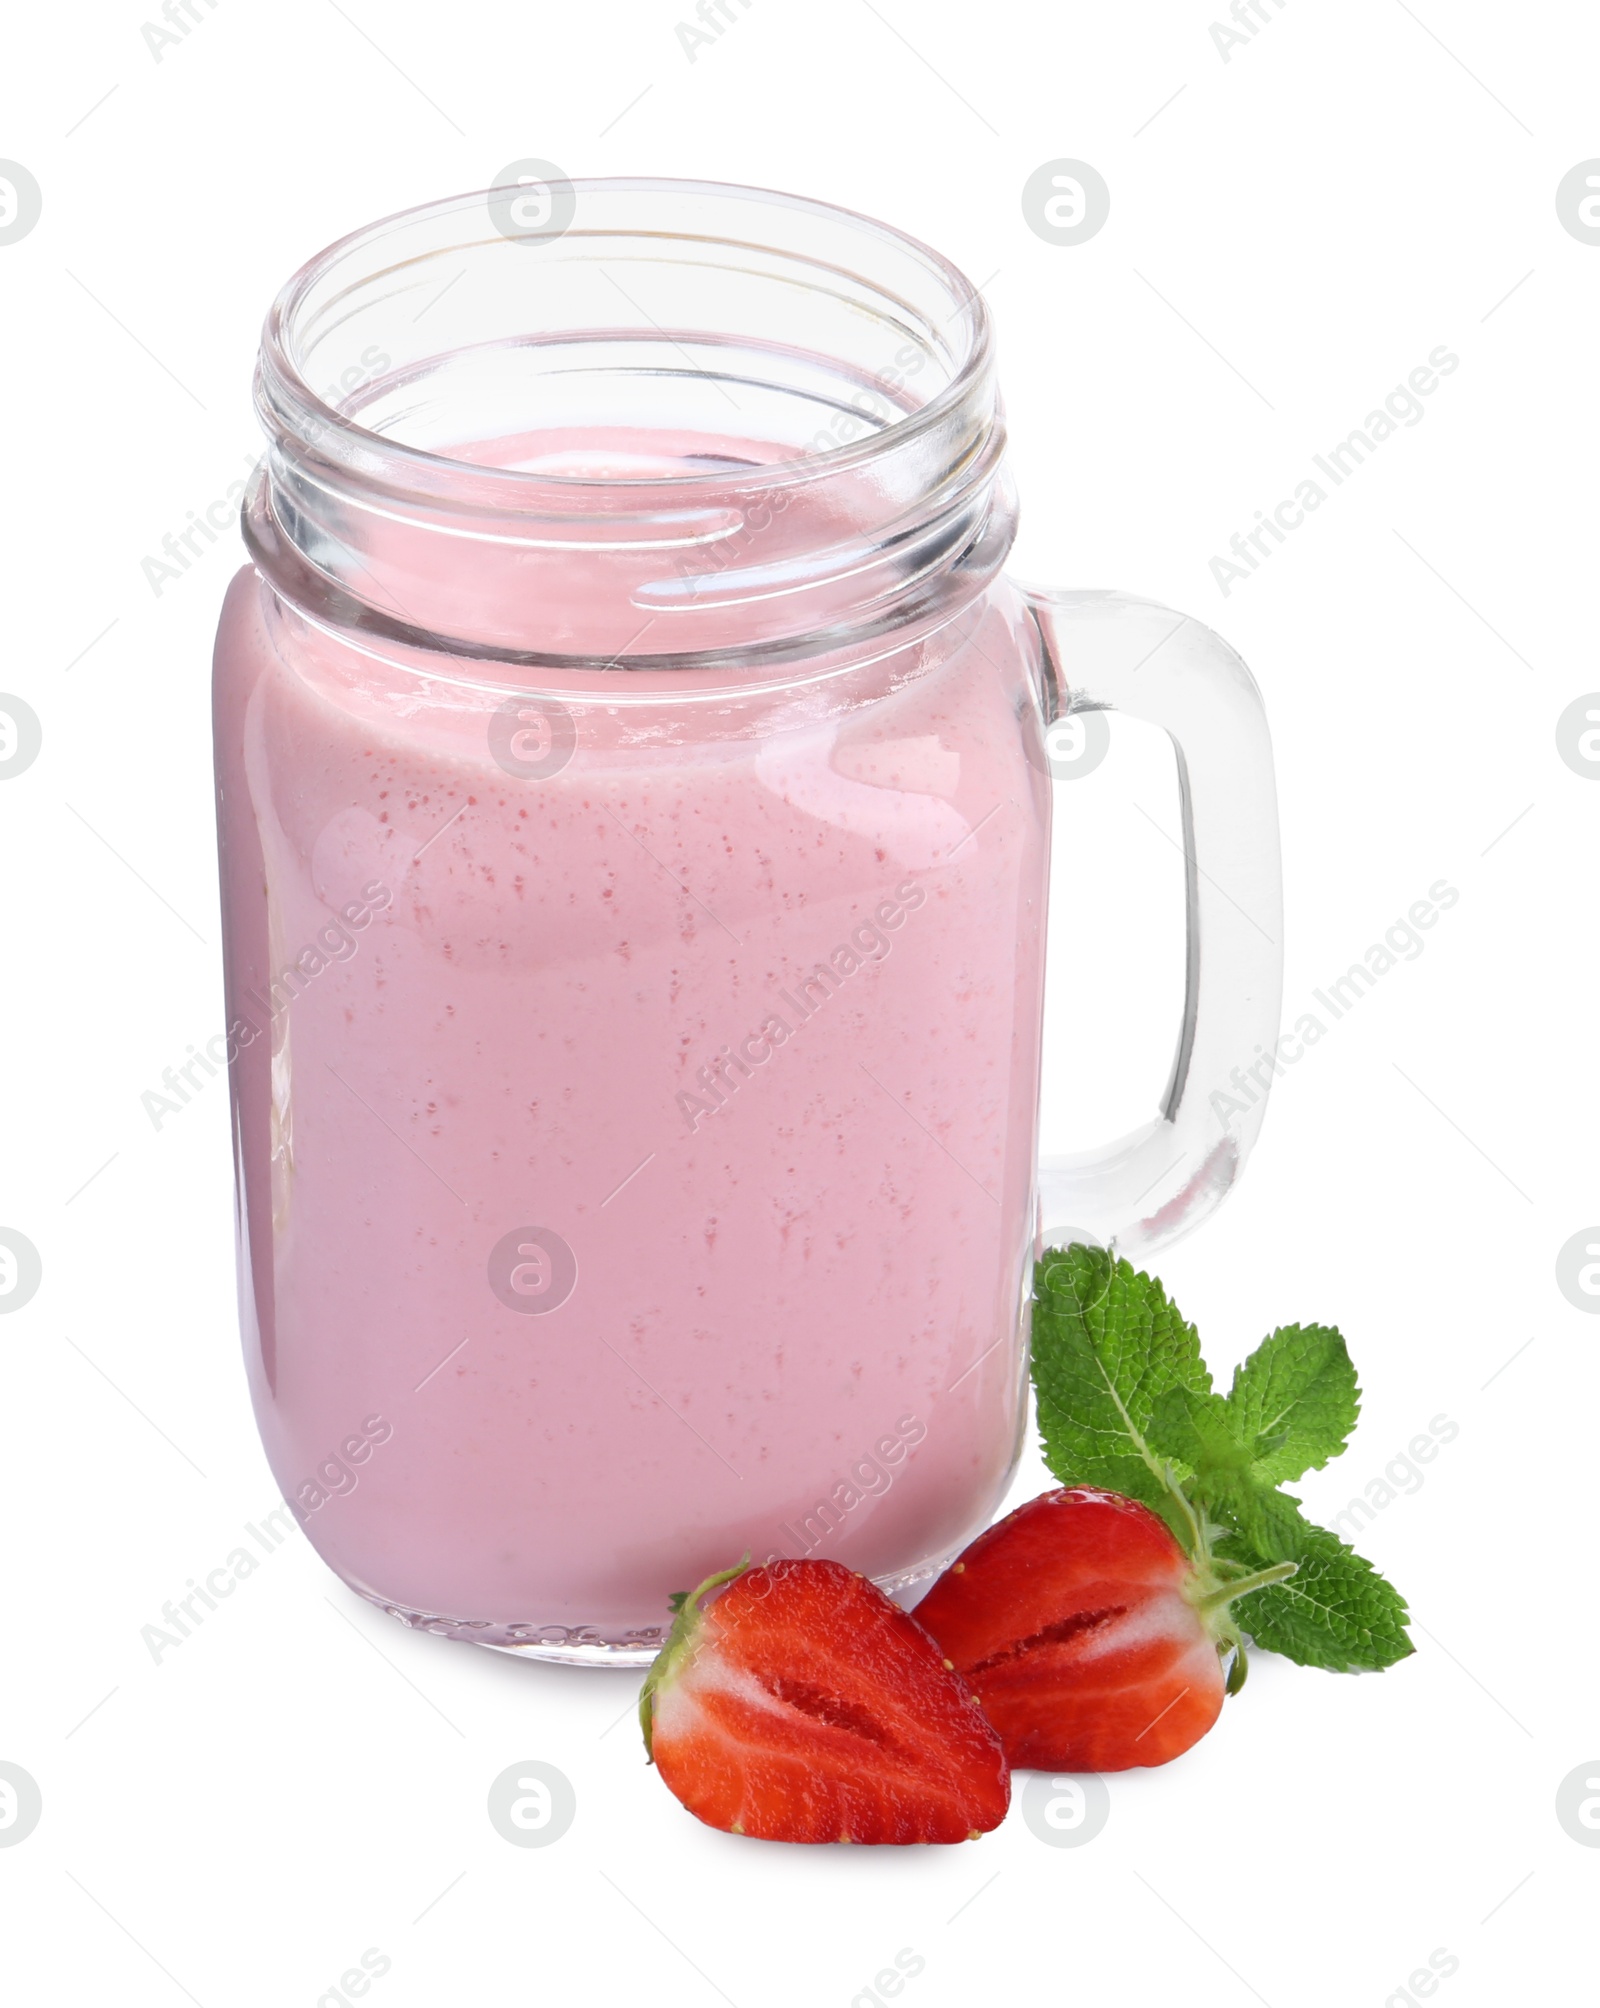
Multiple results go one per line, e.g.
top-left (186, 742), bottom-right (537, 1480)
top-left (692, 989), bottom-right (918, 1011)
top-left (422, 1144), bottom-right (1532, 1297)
top-left (641, 1558), bottom-right (1009, 1844)
top-left (913, 1487), bottom-right (1227, 1771)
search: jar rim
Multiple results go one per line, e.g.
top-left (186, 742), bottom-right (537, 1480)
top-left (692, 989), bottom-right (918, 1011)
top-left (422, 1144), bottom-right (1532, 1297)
top-left (258, 175), bottom-right (993, 499)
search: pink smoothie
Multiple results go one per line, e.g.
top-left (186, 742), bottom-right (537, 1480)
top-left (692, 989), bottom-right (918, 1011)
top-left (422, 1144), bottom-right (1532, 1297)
top-left (214, 430), bottom-right (1050, 1654)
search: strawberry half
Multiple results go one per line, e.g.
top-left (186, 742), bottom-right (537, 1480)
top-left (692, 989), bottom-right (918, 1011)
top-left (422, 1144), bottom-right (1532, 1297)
top-left (914, 1488), bottom-right (1290, 1772)
top-left (639, 1558), bottom-right (1010, 1844)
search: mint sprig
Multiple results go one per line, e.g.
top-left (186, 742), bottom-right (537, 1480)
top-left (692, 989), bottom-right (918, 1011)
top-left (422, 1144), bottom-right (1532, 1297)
top-left (1030, 1246), bottom-right (1413, 1676)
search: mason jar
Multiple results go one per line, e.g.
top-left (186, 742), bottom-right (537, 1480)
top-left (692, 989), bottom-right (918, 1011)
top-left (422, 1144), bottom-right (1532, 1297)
top-left (212, 178), bottom-right (1282, 1662)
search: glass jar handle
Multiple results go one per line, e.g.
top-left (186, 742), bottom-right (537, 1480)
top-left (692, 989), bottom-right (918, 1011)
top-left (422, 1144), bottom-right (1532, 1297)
top-left (1020, 585), bottom-right (1284, 1257)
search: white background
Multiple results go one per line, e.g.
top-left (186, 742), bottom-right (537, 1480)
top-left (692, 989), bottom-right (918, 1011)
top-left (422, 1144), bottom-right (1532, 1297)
top-left (2, 1), bottom-right (1596, 2002)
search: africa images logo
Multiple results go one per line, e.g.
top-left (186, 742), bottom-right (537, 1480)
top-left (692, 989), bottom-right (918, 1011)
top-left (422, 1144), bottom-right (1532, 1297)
top-left (1209, 347), bottom-right (1460, 597)
top-left (675, 879), bottom-right (926, 1131)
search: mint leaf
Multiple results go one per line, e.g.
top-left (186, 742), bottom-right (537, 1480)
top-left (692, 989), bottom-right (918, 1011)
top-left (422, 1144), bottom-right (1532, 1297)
top-left (1031, 1246), bottom-right (1211, 1540)
top-left (1148, 1326), bottom-right (1361, 1562)
top-left (1216, 1481), bottom-right (1320, 1566)
top-left (1223, 1323), bottom-right (1359, 1484)
top-left (1146, 1384), bottom-right (1251, 1482)
top-left (1146, 1388), bottom-right (1323, 1563)
top-left (1220, 1525), bottom-right (1413, 1672)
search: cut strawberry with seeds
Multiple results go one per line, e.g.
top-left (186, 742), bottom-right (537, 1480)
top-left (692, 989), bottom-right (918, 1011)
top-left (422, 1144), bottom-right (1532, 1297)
top-left (639, 1557), bottom-right (1009, 1844)
top-left (914, 1488), bottom-right (1294, 1772)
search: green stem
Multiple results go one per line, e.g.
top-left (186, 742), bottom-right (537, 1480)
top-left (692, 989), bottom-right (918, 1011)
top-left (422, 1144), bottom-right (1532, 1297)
top-left (672, 1557), bottom-right (751, 1615)
top-left (1196, 1559), bottom-right (1298, 1613)
top-left (1162, 1467), bottom-right (1209, 1562)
